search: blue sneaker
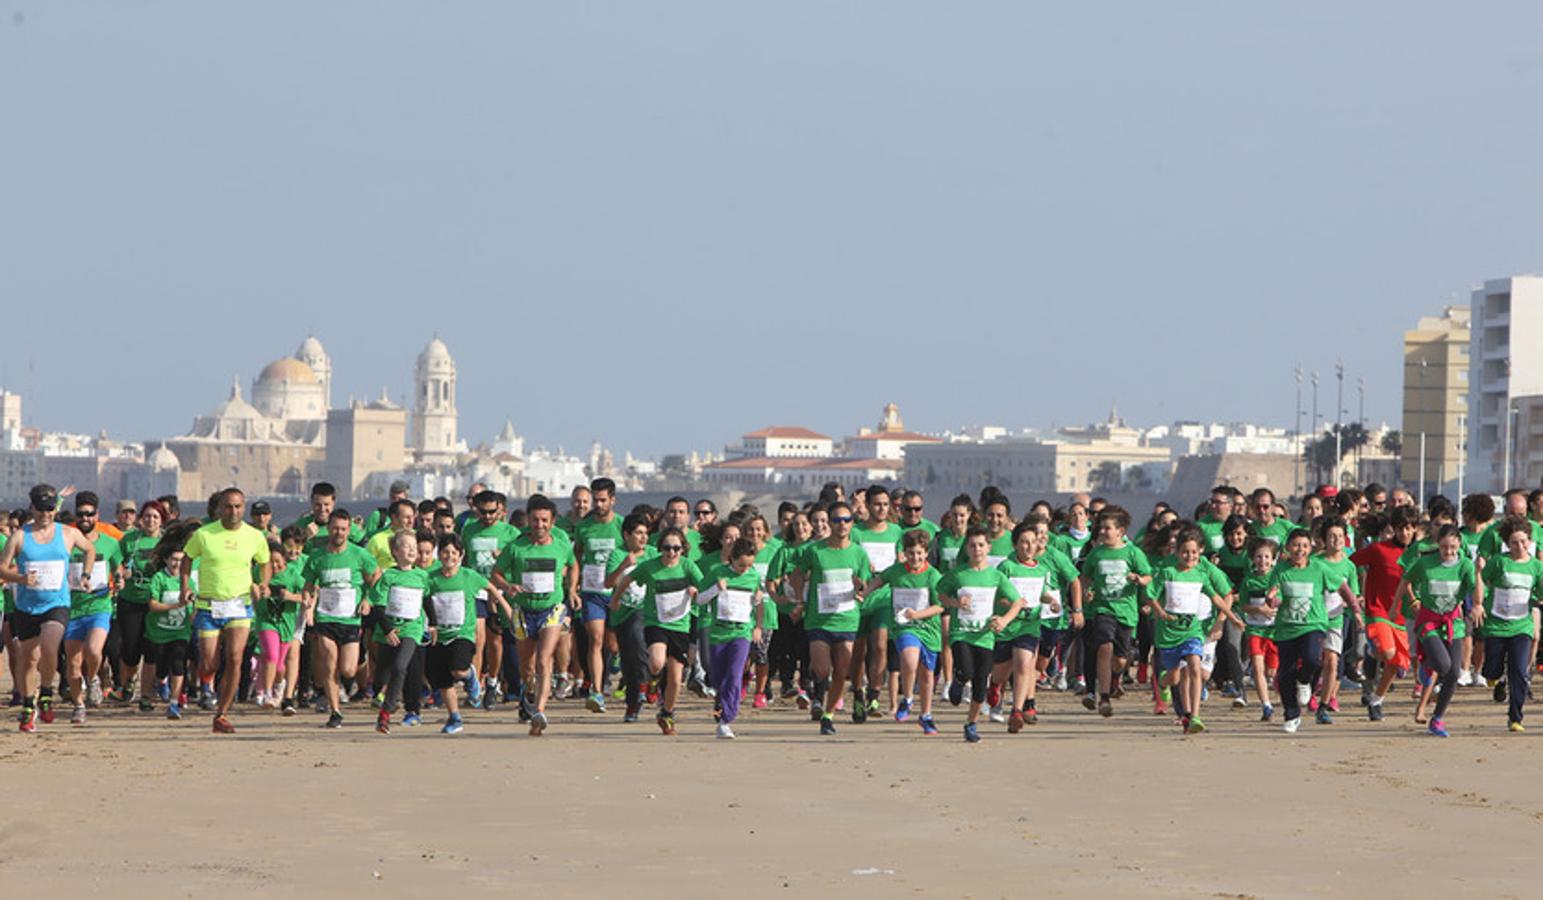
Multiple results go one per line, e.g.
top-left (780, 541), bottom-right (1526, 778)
top-left (442, 714), bottom-right (464, 735)
top-left (465, 671), bottom-right (482, 707)
top-left (895, 696), bottom-right (911, 723)
top-left (919, 715), bottom-right (939, 735)
top-left (165, 703), bottom-right (182, 721)
top-left (963, 722), bottom-right (981, 743)
top-left (819, 715), bottom-right (836, 736)
top-left (1428, 719), bottom-right (1448, 738)
top-left (402, 712), bottom-right (422, 727)
top-left (157, 680), bottom-right (171, 701)
top-left (1260, 703), bottom-right (1274, 722)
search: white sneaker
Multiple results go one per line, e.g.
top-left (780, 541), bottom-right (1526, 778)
top-left (273, 679), bottom-right (287, 701)
top-left (716, 722), bottom-right (735, 739)
top-left (1282, 717), bottom-right (1301, 734)
top-left (1297, 684), bottom-right (1311, 707)
top-left (253, 691), bottom-right (267, 708)
top-left (1053, 673), bottom-right (1068, 692)
top-left (988, 704), bottom-right (1008, 724)
top-left (1457, 670), bottom-right (1473, 687)
top-left (87, 678), bottom-right (104, 708)
top-left (1232, 695), bottom-right (1248, 709)
top-left (71, 704), bottom-right (87, 725)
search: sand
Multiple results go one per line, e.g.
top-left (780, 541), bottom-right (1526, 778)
top-left (0, 681), bottom-right (1536, 898)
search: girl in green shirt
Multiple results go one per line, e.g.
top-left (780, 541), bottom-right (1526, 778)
top-left (1473, 516), bottom-right (1543, 730)
top-left (745, 514), bottom-right (780, 711)
top-left (695, 537), bottom-right (766, 739)
top-left (1395, 524), bottom-right (1476, 737)
top-left (867, 529), bottom-right (944, 733)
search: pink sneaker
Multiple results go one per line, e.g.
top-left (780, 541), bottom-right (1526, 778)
top-left (1307, 696), bottom-right (1320, 712)
top-left (752, 694), bottom-right (768, 710)
top-left (1327, 697), bottom-right (1340, 713)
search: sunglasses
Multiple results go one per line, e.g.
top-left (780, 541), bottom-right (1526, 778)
top-left (661, 544), bottom-right (685, 552)
top-left (830, 516), bottom-right (854, 524)
top-left (477, 507), bottom-right (499, 515)
top-left (695, 510), bottom-right (715, 517)
top-left (904, 506), bottom-right (924, 513)
top-left (78, 510), bottom-right (98, 517)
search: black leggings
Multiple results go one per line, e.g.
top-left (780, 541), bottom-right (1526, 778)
top-left (950, 641), bottom-right (993, 703)
top-left (771, 619), bottom-right (807, 690)
top-left (1483, 634), bottom-right (1533, 724)
top-left (1276, 631), bottom-right (1323, 721)
top-left (375, 637), bottom-right (421, 713)
top-left (1420, 631), bottom-right (1460, 722)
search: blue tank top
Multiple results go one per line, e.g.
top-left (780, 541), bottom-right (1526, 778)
top-left (16, 524), bottom-right (71, 614)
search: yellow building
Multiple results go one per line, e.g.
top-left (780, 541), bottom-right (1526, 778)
top-left (324, 393), bottom-right (408, 502)
top-left (1400, 306), bottom-right (1470, 490)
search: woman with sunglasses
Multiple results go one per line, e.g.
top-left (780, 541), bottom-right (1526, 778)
top-left (788, 501), bottom-right (872, 736)
top-left (611, 526), bottom-right (703, 735)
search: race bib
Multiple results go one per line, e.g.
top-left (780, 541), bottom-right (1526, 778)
top-left (1098, 559), bottom-right (1129, 594)
top-left (432, 591), bottom-right (466, 629)
top-left (210, 598), bottom-right (248, 619)
top-left (1279, 581), bottom-right (1313, 623)
top-left (940, 546), bottom-right (961, 566)
top-left (586, 538), bottom-right (616, 564)
top-left (470, 538), bottom-right (498, 572)
top-left (863, 542), bottom-right (897, 573)
top-left (1040, 588), bottom-right (1063, 621)
top-left (892, 587), bottom-right (929, 616)
top-left (386, 586), bottom-right (423, 620)
top-left (1164, 580), bottom-right (1204, 616)
top-left (1492, 586), bottom-right (1531, 621)
top-left (656, 589), bottom-right (690, 623)
top-left (581, 564), bottom-right (607, 593)
top-left (70, 560), bottom-right (109, 591)
top-left (1426, 579), bottom-right (1460, 615)
top-left (718, 589), bottom-right (752, 624)
top-left (1244, 595), bottom-right (1276, 627)
top-left (985, 555), bottom-right (1006, 569)
top-left (28, 560), bottom-right (66, 592)
top-left (1010, 576), bottom-right (1046, 615)
top-left (1200, 641), bottom-right (1217, 671)
top-left (317, 586), bottom-right (357, 618)
top-left (522, 571), bottom-right (556, 596)
top-left (816, 568), bottom-right (856, 615)
top-left (957, 586), bottom-right (995, 628)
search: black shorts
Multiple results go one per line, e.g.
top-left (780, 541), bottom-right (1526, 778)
top-left (644, 626), bottom-right (691, 665)
top-left (426, 639), bottom-right (476, 689)
top-left (11, 607), bottom-right (69, 641)
top-left (992, 633), bottom-right (1041, 664)
top-left (313, 621), bottom-right (362, 645)
top-left (1087, 614), bottom-right (1133, 659)
top-left (152, 639), bottom-right (189, 677)
top-left (115, 603), bottom-right (150, 666)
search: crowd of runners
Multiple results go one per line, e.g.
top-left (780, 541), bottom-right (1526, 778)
top-left (1, 475), bottom-right (1539, 742)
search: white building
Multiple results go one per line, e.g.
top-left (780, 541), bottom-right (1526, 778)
top-left (1146, 422), bottom-right (1296, 457)
top-left (411, 337), bottom-right (460, 465)
top-left (726, 427), bottom-right (834, 460)
top-left (1466, 276), bottom-right (1543, 491)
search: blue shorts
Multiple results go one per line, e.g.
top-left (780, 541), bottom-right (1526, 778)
top-left (1157, 638), bottom-right (1204, 673)
top-left (474, 595), bottom-right (490, 619)
top-left (64, 611), bottom-right (111, 641)
top-left (580, 592), bottom-right (610, 623)
top-left (515, 605), bottom-right (566, 639)
top-left (194, 607), bottom-right (254, 636)
top-left (806, 628), bottom-right (856, 646)
top-left (894, 631), bottom-right (938, 673)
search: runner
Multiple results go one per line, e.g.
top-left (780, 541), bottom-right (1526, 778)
top-left (994, 515), bottom-right (1072, 731)
top-left (490, 494), bottom-right (577, 736)
top-left (695, 537), bottom-right (767, 738)
top-left (1247, 488), bottom-right (1293, 548)
top-left (1310, 515), bottom-right (1362, 723)
top-left (744, 513), bottom-right (781, 709)
top-left (1079, 506), bottom-right (1152, 717)
top-left (851, 484), bottom-right (902, 724)
top-left (114, 500), bottom-right (166, 704)
top-left (871, 529), bottom-right (945, 733)
top-left (604, 513), bottom-right (658, 722)
top-left (368, 531), bottom-right (432, 735)
top-left (460, 489), bottom-right (520, 709)
top-left (788, 500), bottom-right (871, 736)
top-left (425, 533), bottom-right (511, 735)
top-left (1271, 528), bottom-right (1358, 734)
top-left (63, 492), bottom-right (124, 723)
top-left (938, 526), bottom-right (1024, 742)
top-left (1474, 516), bottom-right (1543, 731)
top-left (1238, 537), bottom-right (1281, 719)
top-left (768, 510), bottom-right (813, 706)
top-left (1146, 529), bottom-right (1233, 734)
top-left (139, 525), bottom-right (198, 719)
top-left (611, 525), bottom-right (702, 736)
top-left (574, 477), bottom-right (623, 714)
top-left (1400, 524), bottom-right (1477, 736)
top-left (300, 508), bottom-right (380, 729)
top-left (1351, 508), bottom-right (1417, 721)
top-left (364, 498), bottom-right (418, 569)
top-left (0, 485), bottom-right (98, 731)
top-left (253, 529), bottom-right (307, 712)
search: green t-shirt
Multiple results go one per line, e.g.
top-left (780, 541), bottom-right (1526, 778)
top-left (1197, 518), bottom-right (1227, 554)
top-left (1477, 520), bottom-right (1543, 560)
top-left (939, 564), bottom-right (1021, 649)
top-left (996, 556), bottom-right (1056, 640)
top-left (752, 542), bottom-right (780, 631)
top-left (900, 518), bottom-right (941, 541)
top-left (118, 529), bottom-right (162, 605)
top-left (933, 531), bottom-right (967, 570)
top-left (853, 521), bottom-right (904, 577)
top-left (697, 561), bottom-right (765, 643)
top-left (1079, 541), bottom-right (1153, 627)
top-left (1032, 546), bottom-right (1081, 631)
top-left (254, 560), bottom-right (306, 642)
top-left (1313, 553), bottom-right (1361, 630)
top-left (1238, 571), bottom-right (1276, 639)
top-left (878, 562), bottom-right (944, 651)
top-left (1147, 565), bottom-right (1220, 648)
top-left (1250, 518), bottom-right (1294, 548)
top-left (369, 566), bottom-right (431, 643)
top-left (143, 569), bottom-right (194, 644)
top-left (769, 540), bottom-right (806, 613)
top-left (294, 513), bottom-right (366, 550)
top-left (796, 541), bottom-right (873, 634)
top-left (605, 545), bottom-right (658, 626)
top-left (70, 532), bottom-right (124, 617)
top-left (496, 535), bottom-right (577, 611)
top-left (575, 513), bottom-right (625, 594)
top-left (984, 532), bottom-right (1013, 568)
top-left (1481, 554), bottom-right (1543, 639)
top-left (302, 543), bottom-right (380, 626)
top-left (1270, 558), bottom-right (1344, 642)
top-left (1405, 554), bottom-right (1477, 619)
top-left (461, 520), bottom-right (521, 580)
top-left (427, 566), bottom-right (489, 645)
top-left (632, 555), bottom-right (705, 633)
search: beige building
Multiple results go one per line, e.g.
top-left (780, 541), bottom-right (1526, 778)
top-left (1, 389), bottom-right (20, 433)
top-left (1401, 306), bottom-right (1470, 490)
top-left (164, 379), bottom-right (322, 500)
top-left (1468, 277), bottom-right (1543, 491)
top-left (324, 394), bottom-right (407, 502)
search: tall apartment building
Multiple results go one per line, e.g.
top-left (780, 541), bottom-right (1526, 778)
top-left (1467, 276), bottom-right (1543, 492)
top-left (1401, 306), bottom-right (1470, 492)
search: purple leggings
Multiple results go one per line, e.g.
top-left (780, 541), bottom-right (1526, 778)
top-left (710, 638), bottom-right (751, 723)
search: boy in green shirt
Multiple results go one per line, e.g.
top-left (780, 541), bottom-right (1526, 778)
top-left (369, 531), bottom-right (432, 735)
top-left (1078, 506), bottom-right (1152, 718)
top-left (491, 494), bottom-right (577, 737)
top-left (869, 529), bottom-right (944, 734)
top-left (788, 501), bottom-right (871, 736)
top-left (939, 526), bottom-right (1023, 743)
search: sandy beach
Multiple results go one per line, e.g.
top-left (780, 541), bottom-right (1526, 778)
top-left (0, 679), bottom-right (1536, 898)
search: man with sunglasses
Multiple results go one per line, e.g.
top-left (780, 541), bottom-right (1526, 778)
top-left (491, 494), bottom-right (577, 736)
top-left (63, 492), bottom-right (125, 723)
top-left (1247, 488), bottom-right (1292, 549)
top-left (1197, 486), bottom-right (1234, 553)
top-left (574, 478), bottom-right (623, 713)
top-left (789, 500), bottom-right (871, 736)
top-left (897, 491), bottom-right (939, 540)
top-left (460, 489), bottom-right (521, 708)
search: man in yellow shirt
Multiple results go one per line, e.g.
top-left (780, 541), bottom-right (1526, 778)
top-left (365, 499), bottom-right (418, 569)
top-left (182, 487), bottom-right (271, 734)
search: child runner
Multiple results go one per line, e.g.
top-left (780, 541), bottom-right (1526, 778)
top-left (1273, 528), bottom-right (1358, 734)
top-left (1310, 516), bottom-right (1362, 723)
top-left (611, 525), bottom-right (702, 736)
top-left (1474, 516), bottom-right (1543, 731)
top-left (938, 526), bottom-right (1023, 743)
top-left (604, 513), bottom-right (658, 722)
top-left (1238, 538), bottom-right (1280, 720)
top-left (425, 534), bottom-right (511, 735)
top-left (1146, 529), bottom-right (1232, 734)
top-left (871, 529), bottom-right (945, 733)
top-left (696, 537), bottom-right (767, 739)
top-left (1400, 524), bottom-right (1477, 737)
top-left (253, 534), bottom-right (306, 710)
top-left (1079, 506), bottom-right (1153, 718)
top-left (994, 515), bottom-right (1069, 732)
top-left (141, 534), bottom-right (196, 720)
top-left (369, 532), bottom-right (432, 735)
top-left (1351, 507), bottom-right (1417, 721)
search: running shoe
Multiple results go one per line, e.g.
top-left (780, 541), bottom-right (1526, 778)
top-left (988, 704), bottom-right (1007, 724)
top-left (1457, 670), bottom-right (1473, 687)
top-left (1261, 704), bottom-right (1277, 724)
top-left (623, 704), bottom-right (640, 723)
top-left (1327, 697), bottom-right (1340, 713)
top-left (1023, 706), bottom-right (1038, 725)
top-left (866, 695), bottom-right (881, 716)
top-left (1232, 695), bottom-right (1248, 709)
top-left (442, 714), bottom-right (464, 735)
top-left (1186, 716), bottom-right (1206, 735)
top-left (809, 702), bottom-right (824, 723)
top-left (530, 711), bottom-right (549, 736)
top-left (687, 678), bottom-right (708, 699)
top-left (157, 680), bottom-right (171, 701)
top-left (1307, 695), bottom-right (1320, 713)
top-left (371, 689), bottom-right (385, 710)
top-left (198, 686), bottom-right (217, 711)
top-left (6, 690), bottom-right (20, 708)
top-left (1153, 699), bottom-right (1167, 716)
top-left (18, 706), bottom-right (36, 733)
top-left (985, 684), bottom-right (1002, 708)
top-left (1282, 717), bottom-right (1301, 734)
top-left (1494, 679), bottom-right (1508, 704)
top-left (919, 715), bottom-right (939, 735)
top-left (586, 692), bottom-right (605, 714)
top-left (819, 715), bottom-right (836, 736)
top-left (1509, 720), bottom-right (1526, 733)
top-left (895, 697), bottom-right (911, 723)
top-left (1367, 702), bottom-right (1384, 722)
top-left (1053, 673), bottom-right (1068, 692)
top-left (166, 703), bottom-right (182, 721)
top-left (465, 670), bottom-right (482, 707)
top-left (281, 698), bottom-right (296, 716)
top-left (212, 715), bottom-right (235, 734)
top-left (1008, 710), bottom-right (1024, 734)
top-left (1136, 663), bottom-right (1148, 685)
top-left (325, 711), bottom-right (344, 729)
top-left (716, 723), bottom-right (735, 740)
top-left (402, 712), bottom-right (422, 727)
top-left (947, 681), bottom-right (964, 707)
top-left (1316, 707), bottom-right (1334, 725)
top-left (1428, 719), bottom-right (1449, 738)
top-left (752, 694), bottom-right (768, 710)
top-left (39, 696), bottom-right (54, 724)
top-left (71, 704), bottom-right (87, 725)
top-left (795, 690), bottom-right (811, 710)
top-left (1098, 699), bottom-right (1113, 718)
top-left (963, 722), bottom-right (981, 743)
top-left (376, 710), bottom-right (391, 734)
top-left (87, 677), bottom-right (104, 708)
top-left (138, 697), bottom-right (154, 713)
top-left (1082, 693), bottom-right (1098, 712)
top-left (852, 694), bottom-right (868, 724)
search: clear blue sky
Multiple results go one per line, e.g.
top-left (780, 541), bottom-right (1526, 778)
top-left (4, 3), bottom-right (1541, 458)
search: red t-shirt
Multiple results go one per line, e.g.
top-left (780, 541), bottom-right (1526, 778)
top-left (1351, 541), bottom-right (1406, 624)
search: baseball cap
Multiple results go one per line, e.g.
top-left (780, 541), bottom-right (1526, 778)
top-left (29, 484), bottom-right (58, 512)
top-left (117, 498), bottom-right (138, 513)
top-left (251, 500), bottom-right (272, 515)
